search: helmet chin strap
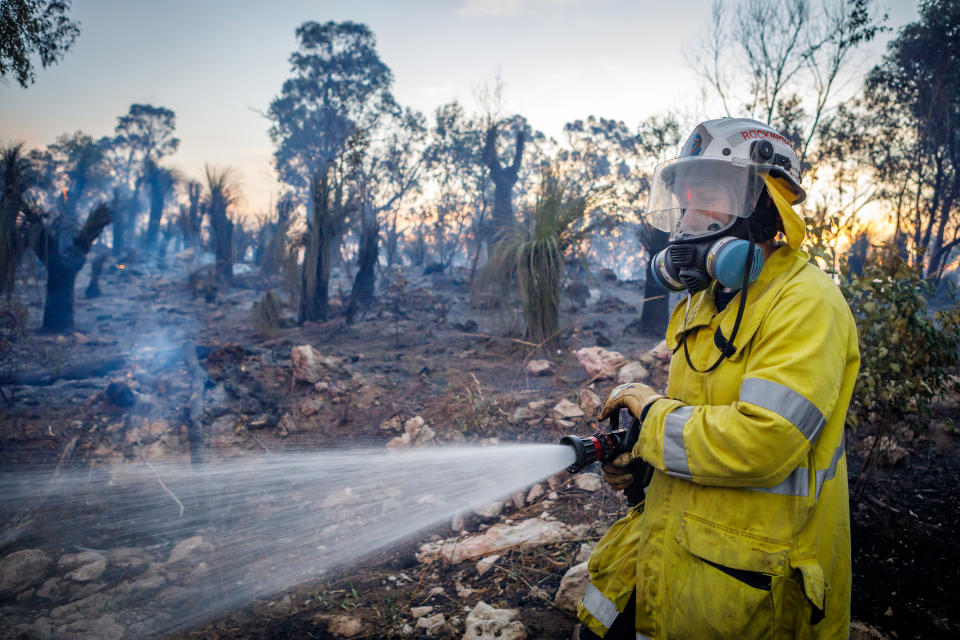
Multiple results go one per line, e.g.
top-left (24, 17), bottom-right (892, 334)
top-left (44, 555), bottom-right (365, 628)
top-left (680, 224), bottom-right (756, 374)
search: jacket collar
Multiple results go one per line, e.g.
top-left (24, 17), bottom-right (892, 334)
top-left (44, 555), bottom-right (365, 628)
top-left (665, 245), bottom-right (810, 360)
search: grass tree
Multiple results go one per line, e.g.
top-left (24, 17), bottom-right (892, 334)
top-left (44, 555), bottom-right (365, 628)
top-left (480, 169), bottom-right (608, 351)
top-left (204, 165), bottom-right (239, 286)
top-left (1, 143), bottom-right (34, 299)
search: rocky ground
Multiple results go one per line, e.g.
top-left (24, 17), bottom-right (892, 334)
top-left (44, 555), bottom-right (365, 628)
top-left (0, 252), bottom-right (957, 639)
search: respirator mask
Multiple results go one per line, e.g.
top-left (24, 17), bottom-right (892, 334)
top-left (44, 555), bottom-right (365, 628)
top-left (645, 153), bottom-right (774, 295)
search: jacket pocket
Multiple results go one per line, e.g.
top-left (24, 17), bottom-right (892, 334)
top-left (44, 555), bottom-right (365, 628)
top-left (666, 513), bottom-right (791, 640)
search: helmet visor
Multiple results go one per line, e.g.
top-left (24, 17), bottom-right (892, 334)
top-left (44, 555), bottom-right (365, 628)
top-left (645, 157), bottom-right (767, 240)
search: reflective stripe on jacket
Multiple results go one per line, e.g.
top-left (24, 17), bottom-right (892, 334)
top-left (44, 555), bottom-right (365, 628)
top-left (577, 245), bottom-right (859, 640)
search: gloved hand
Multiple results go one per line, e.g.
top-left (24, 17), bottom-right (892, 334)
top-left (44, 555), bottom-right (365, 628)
top-left (601, 452), bottom-right (635, 491)
top-left (598, 382), bottom-right (665, 423)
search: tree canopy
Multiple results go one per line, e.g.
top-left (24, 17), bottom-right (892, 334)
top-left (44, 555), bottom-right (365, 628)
top-left (0, 0), bottom-right (79, 87)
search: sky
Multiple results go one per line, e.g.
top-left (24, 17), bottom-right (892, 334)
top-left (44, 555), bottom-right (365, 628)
top-left (0, 0), bottom-right (920, 214)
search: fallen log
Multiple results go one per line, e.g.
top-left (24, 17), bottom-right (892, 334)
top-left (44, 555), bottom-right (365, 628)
top-left (0, 356), bottom-right (127, 386)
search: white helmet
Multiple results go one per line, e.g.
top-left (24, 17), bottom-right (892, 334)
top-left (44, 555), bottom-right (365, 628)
top-left (645, 118), bottom-right (806, 246)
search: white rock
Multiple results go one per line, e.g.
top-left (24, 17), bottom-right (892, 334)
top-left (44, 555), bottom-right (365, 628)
top-left (380, 416), bottom-right (403, 432)
top-left (59, 551), bottom-right (106, 583)
top-left (290, 345), bottom-right (345, 383)
top-left (0, 549), bottom-right (52, 596)
top-left (474, 501), bottom-right (504, 519)
top-left (616, 361), bottom-right (649, 384)
top-left (418, 518), bottom-right (583, 564)
top-left (410, 606), bottom-right (434, 619)
top-left (321, 487), bottom-right (356, 508)
top-left (451, 513), bottom-right (466, 532)
top-left (476, 554), bottom-right (500, 577)
top-left (510, 405), bottom-right (536, 422)
top-left (574, 542), bottom-right (596, 564)
top-left (324, 614), bottom-right (367, 637)
top-left (166, 536), bottom-right (213, 564)
top-left (578, 388), bottom-right (602, 416)
top-left (525, 359), bottom-right (554, 376)
top-left (526, 484), bottom-right (545, 503)
top-left (574, 473), bottom-right (603, 492)
top-left (575, 346), bottom-right (625, 380)
top-left (552, 399), bottom-right (584, 419)
top-left (648, 339), bottom-right (672, 363)
top-left (416, 613), bottom-right (446, 636)
top-left (461, 601), bottom-right (527, 640)
top-left (554, 562), bottom-right (590, 612)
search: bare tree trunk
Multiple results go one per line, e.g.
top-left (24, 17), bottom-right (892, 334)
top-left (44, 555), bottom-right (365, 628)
top-left (110, 188), bottom-right (126, 258)
top-left (483, 123), bottom-right (525, 236)
top-left (346, 202), bottom-right (379, 323)
top-left (300, 169), bottom-right (343, 323)
top-left (38, 205), bottom-right (112, 333)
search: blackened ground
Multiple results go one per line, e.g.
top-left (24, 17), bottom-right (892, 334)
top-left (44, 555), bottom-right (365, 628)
top-left (848, 426), bottom-right (960, 640)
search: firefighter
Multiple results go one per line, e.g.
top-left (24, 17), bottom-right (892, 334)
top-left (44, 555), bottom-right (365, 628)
top-left (576, 118), bottom-right (860, 640)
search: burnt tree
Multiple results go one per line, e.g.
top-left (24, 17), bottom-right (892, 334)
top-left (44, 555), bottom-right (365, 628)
top-left (33, 204), bottom-right (112, 333)
top-left (300, 168), bottom-right (347, 323)
top-left (482, 122), bottom-right (525, 235)
top-left (346, 202), bottom-right (377, 322)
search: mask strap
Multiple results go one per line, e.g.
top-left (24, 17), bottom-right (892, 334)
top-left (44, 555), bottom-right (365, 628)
top-left (680, 226), bottom-right (756, 374)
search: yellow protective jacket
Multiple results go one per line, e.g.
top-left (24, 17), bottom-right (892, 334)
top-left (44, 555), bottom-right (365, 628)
top-left (578, 245), bottom-right (859, 640)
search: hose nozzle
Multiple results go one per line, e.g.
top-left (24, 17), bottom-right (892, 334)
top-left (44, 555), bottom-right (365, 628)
top-left (559, 429), bottom-right (629, 473)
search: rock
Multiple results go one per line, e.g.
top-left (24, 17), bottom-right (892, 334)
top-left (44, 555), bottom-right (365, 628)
top-left (578, 388), bottom-right (602, 416)
top-left (525, 359), bottom-right (554, 376)
top-left (573, 473), bottom-right (603, 492)
top-left (166, 535), bottom-right (213, 564)
top-left (37, 577), bottom-right (62, 599)
top-left (616, 361), bottom-right (649, 384)
top-left (575, 347), bottom-right (625, 380)
top-left (291, 345), bottom-right (346, 383)
top-left (554, 562), bottom-right (590, 613)
top-left (461, 601), bottom-right (527, 640)
top-left (296, 396), bottom-right (325, 416)
top-left (157, 585), bottom-right (193, 607)
top-left (387, 416), bottom-right (435, 448)
top-left (528, 585), bottom-right (550, 600)
top-left (474, 501), bottom-right (504, 519)
top-left (24, 616), bottom-right (54, 639)
top-left (416, 613), bottom-right (447, 636)
top-left (850, 620), bottom-right (890, 639)
top-left (0, 549), bottom-right (52, 596)
top-left (552, 399), bottom-right (584, 419)
top-left (418, 518), bottom-right (583, 564)
top-left (58, 551), bottom-right (106, 583)
top-left (57, 614), bottom-right (125, 640)
top-left (526, 484), bottom-right (545, 503)
top-left (410, 605), bottom-right (434, 619)
top-left (321, 487), bottom-right (356, 508)
top-left (574, 542), bottom-right (596, 564)
top-left (510, 490), bottom-right (526, 510)
top-left (451, 513), bottom-right (466, 532)
top-left (476, 554), bottom-right (500, 577)
top-left (649, 339), bottom-right (672, 363)
top-left (510, 405), bottom-right (536, 422)
top-left (380, 416), bottom-right (404, 432)
top-left (323, 614), bottom-right (367, 638)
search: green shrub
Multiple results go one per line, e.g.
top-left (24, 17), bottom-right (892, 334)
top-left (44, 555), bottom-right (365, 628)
top-left (841, 247), bottom-right (960, 434)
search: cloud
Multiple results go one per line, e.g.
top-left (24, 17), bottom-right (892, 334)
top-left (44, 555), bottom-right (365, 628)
top-left (458, 0), bottom-right (576, 17)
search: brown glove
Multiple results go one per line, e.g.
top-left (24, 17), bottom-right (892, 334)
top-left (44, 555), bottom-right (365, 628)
top-left (601, 452), bottom-right (635, 491)
top-left (598, 382), bottom-right (665, 423)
